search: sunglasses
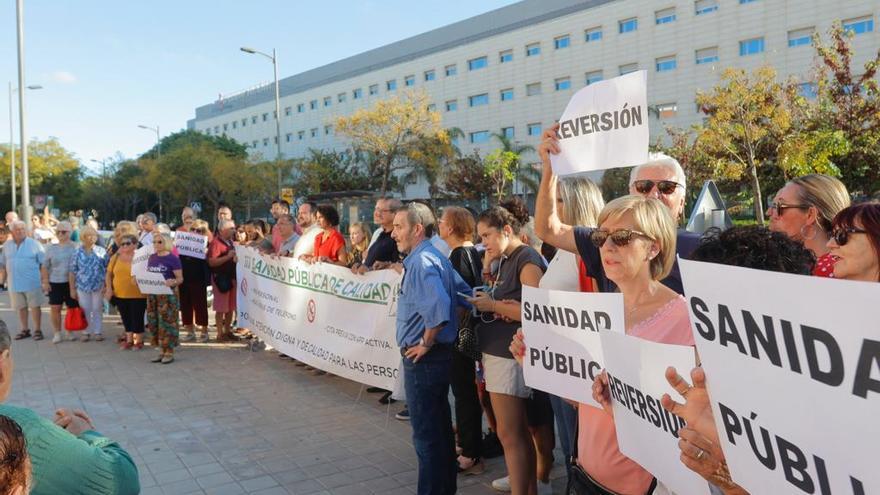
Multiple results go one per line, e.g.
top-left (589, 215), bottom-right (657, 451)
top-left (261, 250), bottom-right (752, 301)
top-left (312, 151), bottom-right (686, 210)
top-left (590, 229), bottom-right (654, 248)
top-left (831, 227), bottom-right (868, 246)
top-left (768, 202), bottom-right (810, 215)
top-left (57, 231), bottom-right (70, 234)
top-left (119, 241), bottom-right (134, 247)
top-left (633, 180), bottom-right (681, 195)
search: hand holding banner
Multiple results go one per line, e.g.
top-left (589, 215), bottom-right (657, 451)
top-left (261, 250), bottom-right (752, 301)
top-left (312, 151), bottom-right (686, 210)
top-left (520, 287), bottom-right (624, 407)
top-left (549, 70), bottom-right (649, 176)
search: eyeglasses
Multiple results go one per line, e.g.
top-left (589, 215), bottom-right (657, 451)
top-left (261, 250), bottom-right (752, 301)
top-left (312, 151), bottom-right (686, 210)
top-left (374, 208), bottom-right (393, 213)
top-left (119, 241), bottom-right (134, 247)
top-left (633, 180), bottom-right (681, 196)
top-left (768, 202), bottom-right (810, 215)
top-left (831, 227), bottom-right (868, 246)
top-left (590, 228), bottom-right (654, 248)
top-left (57, 231), bottom-right (70, 234)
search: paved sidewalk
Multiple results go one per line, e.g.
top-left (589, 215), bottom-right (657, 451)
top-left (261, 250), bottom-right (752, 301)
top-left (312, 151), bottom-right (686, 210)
top-left (2, 293), bottom-right (567, 494)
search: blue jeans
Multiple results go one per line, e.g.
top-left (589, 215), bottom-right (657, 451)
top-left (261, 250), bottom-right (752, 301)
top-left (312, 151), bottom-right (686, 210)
top-left (550, 394), bottom-right (577, 468)
top-left (403, 345), bottom-right (457, 495)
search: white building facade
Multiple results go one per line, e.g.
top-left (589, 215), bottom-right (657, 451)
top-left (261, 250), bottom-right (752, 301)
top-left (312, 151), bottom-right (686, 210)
top-left (188, 0), bottom-right (879, 198)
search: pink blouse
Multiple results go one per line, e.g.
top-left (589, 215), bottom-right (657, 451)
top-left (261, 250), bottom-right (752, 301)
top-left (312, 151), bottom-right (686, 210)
top-left (577, 295), bottom-right (694, 495)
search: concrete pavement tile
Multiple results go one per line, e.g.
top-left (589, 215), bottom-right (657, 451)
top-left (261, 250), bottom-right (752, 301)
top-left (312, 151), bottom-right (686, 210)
top-left (239, 475), bottom-right (279, 492)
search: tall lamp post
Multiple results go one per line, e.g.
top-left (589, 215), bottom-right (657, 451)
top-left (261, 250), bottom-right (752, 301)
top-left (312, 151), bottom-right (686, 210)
top-left (137, 124), bottom-right (162, 219)
top-left (240, 46), bottom-right (283, 196)
top-left (15, 0), bottom-right (35, 228)
top-left (7, 83), bottom-right (41, 212)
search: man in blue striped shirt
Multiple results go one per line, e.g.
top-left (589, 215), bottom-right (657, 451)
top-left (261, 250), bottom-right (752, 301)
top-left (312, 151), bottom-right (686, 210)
top-left (393, 202), bottom-right (470, 495)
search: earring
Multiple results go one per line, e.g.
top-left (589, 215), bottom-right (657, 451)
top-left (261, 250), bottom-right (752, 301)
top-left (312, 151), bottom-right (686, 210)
top-left (800, 223), bottom-right (817, 241)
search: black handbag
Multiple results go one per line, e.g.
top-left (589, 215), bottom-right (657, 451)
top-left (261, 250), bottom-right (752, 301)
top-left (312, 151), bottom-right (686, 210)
top-left (455, 247), bottom-right (482, 360)
top-left (214, 272), bottom-right (233, 293)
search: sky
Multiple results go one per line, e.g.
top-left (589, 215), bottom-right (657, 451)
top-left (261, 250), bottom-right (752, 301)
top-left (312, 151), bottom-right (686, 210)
top-left (0, 0), bottom-right (516, 174)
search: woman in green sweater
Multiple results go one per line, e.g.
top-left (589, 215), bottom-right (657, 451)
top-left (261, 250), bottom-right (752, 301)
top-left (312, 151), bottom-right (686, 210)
top-left (0, 321), bottom-right (140, 495)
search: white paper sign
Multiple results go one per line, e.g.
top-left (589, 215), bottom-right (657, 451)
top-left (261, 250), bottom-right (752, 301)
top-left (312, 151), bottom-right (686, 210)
top-left (600, 331), bottom-right (707, 495)
top-left (521, 287), bottom-right (624, 407)
top-left (550, 70), bottom-right (649, 176)
top-left (236, 246), bottom-right (403, 390)
top-left (174, 231), bottom-right (208, 259)
top-left (131, 244), bottom-right (154, 278)
top-left (135, 269), bottom-right (173, 295)
top-left (680, 259), bottom-right (880, 495)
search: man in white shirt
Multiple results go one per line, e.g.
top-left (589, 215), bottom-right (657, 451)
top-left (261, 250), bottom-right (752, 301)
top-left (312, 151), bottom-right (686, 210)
top-left (292, 201), bottom-right (320, 259)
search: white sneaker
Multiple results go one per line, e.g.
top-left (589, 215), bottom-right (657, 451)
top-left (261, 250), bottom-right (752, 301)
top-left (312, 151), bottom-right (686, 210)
top-left (491, 475), bottom-right (511, 492)
top-left (538, 480), bottom-right (553, 495)
top-left (52, 333), bottom-right (63, 344)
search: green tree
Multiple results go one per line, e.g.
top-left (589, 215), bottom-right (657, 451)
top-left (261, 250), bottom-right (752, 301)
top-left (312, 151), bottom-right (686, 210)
top-left (442, 151), bottom-right (493, 200)
top-left (293, 148), bottom-right (379, 195)
top-left (493, 133), bottom-right (539, 195)
top-left (404, 132), bottom-right (457, 198)
top-left (695, 66), bottom-right (794, 224)
top-left (334, 90), bottom-right (445, 195)
top-left (483, 149), bottom-right (519, 201)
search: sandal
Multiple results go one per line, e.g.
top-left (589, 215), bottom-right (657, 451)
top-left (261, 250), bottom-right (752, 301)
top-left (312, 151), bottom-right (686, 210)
top-left (95, 335), bottom-right (105, 342)
top-left (33, 330), bottom-right (44, 341)
top-left (81, 334), bottom-right (91, 342)
top-left (14, 329), bottom-right (31, 340)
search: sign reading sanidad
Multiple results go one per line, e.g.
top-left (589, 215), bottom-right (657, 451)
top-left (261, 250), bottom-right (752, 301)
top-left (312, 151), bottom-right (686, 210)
top-left (679, 259), bottom-right (880, 495)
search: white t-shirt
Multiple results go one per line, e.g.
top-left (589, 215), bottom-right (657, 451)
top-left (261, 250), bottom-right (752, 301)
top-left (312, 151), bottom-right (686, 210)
top-left (292, 224), bottom-right (321, 259)
top-left (538, 249), bottom-right (580, 292)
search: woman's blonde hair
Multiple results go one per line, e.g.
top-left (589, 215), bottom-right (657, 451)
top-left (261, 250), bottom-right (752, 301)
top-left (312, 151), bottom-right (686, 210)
top-left (153, 232), bottom-right (174, 253)
top-left (349, 222), bottom-right (372, 251)
top-left (79, 226), bottom-right (99, 240)
top-left (598, 195), bottom-right (677, 281)
top-left (558, 176), bottom-right (604, 227)
top-left (789, 174), bottom-right (850, 235)
top-left (114, 221), bottom-right (138, 243)
top-left (191, 219), bottom-right (210, 234)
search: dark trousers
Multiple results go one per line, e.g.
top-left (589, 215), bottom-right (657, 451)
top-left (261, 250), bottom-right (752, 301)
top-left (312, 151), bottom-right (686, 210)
top-left (116, 298), bottom-right (146, 334)
top-left (179, 281), bottom-right (208, 326)
top-left (550, 394), bottom-right (577, 468)
top-left (403, 345), bottom-right (457, 495)
top-left (450, 348), bottom-right (483, 459)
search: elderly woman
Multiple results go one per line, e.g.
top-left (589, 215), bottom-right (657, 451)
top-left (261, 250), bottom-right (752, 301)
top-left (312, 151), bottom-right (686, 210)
top-left (109, 221), bottom-right (139, 256)
top-left (768, 174), bottom-right (850, 277)
top-left (826, 202), bottom-right (880, 281)
top-left (208, 219), bottom-right (237, 342)
top-left (576, 195), bottom-right (694, 494)
top-left (44, 221), bottom-right (80, 344)
top-left (346, 222), bottom-right (372, 268)
top-left (69, 226), bottom-right (108, 342)
top-left (304, 204), bottom-right (348, 265)
top-left (179, 220), bottom-right (211, 343)
top-left (146, 233), bottom-right (183, 364)
top-left (106, 234), bottom-right (146, 349)
top-left (469, 198), bottom-right (546, 495)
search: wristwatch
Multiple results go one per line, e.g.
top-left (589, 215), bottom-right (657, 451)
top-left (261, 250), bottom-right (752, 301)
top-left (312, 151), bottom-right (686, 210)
top-left (418, 337), bottom-right (434, 348)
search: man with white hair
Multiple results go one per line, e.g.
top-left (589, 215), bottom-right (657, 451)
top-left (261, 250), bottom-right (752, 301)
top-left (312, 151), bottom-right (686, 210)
top-left (139, 212), bottom-right (157, 246)
top-left (4, 211), bottom-right (18, 227)
top-left (534, 128), bottom-right (700, 294)
top-left (0, 221), bottom-right (47, 340)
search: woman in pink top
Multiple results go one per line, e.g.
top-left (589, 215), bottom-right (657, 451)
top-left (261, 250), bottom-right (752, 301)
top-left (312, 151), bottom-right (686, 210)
top-left (582, 195), bottom-right (693, 495)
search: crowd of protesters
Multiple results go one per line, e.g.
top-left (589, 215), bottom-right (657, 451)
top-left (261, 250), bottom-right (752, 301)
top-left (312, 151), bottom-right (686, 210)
top-left (0, 130), bottom-right (878, 494)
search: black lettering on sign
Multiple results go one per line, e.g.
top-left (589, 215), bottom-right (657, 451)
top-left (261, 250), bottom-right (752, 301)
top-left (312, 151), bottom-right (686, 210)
top-left (522, 301), bottom-right (612, 332)
top-left (556, 103), bottom-right (645, 140)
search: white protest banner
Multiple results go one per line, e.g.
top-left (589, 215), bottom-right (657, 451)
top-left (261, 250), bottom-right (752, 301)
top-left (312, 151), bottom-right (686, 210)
top-left (131, 244), bottom-right (154, 278)
top-left (550, 70), bottom-right (649, 176)
top-left (173, 231), bottom-right (208, 259)
top-left (600, 331), bottom-right (707, 495)
top-left (135, 269), bottom-right (173, 295)
top-left (236, 246), bottom-right (403, 390)
top-left (521, 286), bottom-right (624, 407)
top-left (680, 259), bottom-right (880, 495)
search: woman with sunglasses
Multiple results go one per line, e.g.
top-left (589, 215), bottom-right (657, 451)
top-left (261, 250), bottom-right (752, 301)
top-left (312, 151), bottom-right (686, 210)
top-left (827, 203), bottom-right (880, 281)
top-left (584, 195), bottom-right (692, 495)
top-left (44, 221), bottom-right (80, 343)
top-left (470, 198), bottom-right (546, 495)
top-left (146, 233), bottom-right (183, 364)
top-left (105, 234), bottom-right (146, 349)
top-left (768, 174), bottom-right (850, 277)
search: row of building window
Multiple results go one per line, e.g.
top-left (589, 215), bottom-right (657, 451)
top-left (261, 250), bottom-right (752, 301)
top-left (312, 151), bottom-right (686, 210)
top-left (203, 9), bottom-right (874, 136)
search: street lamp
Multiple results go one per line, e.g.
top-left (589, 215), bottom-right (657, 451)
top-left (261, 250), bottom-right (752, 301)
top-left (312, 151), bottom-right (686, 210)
top-left (137, 124), bottom-right (162, 219)
top-left (14, 0), bottom-right (36, 228)
top-left (7, 83), bottom-right (41, 212)
top-left (240, 46), bottom-right (283, 196)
